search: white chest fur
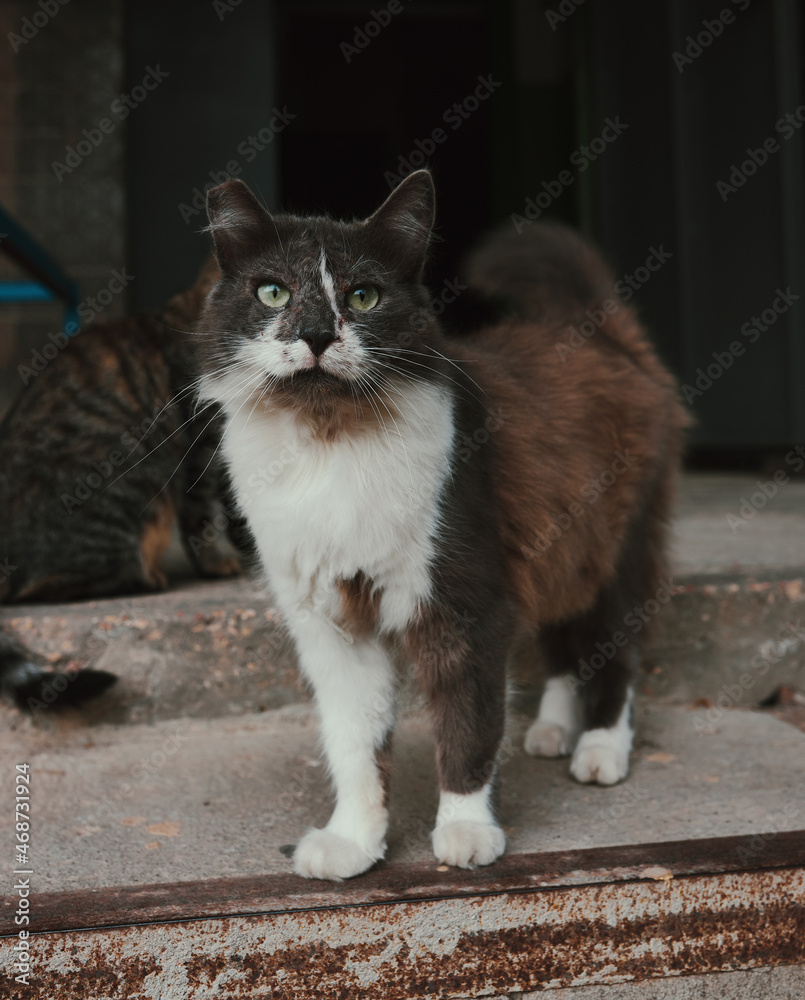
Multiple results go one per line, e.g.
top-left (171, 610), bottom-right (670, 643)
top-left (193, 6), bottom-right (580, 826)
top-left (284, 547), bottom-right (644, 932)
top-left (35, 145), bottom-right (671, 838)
top-left (219, 381), bottom-right (455, 633)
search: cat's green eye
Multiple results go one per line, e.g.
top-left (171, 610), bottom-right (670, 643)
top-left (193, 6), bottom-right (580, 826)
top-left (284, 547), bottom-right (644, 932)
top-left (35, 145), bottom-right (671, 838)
top-left (347, 285), bottom-right (380, 312)
top-left (257, 283), bottom-right (291, 309)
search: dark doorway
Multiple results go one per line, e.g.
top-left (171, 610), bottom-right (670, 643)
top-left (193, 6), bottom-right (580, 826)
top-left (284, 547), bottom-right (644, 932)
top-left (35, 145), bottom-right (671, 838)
top-left (123, 0), bottom-right (805, 460)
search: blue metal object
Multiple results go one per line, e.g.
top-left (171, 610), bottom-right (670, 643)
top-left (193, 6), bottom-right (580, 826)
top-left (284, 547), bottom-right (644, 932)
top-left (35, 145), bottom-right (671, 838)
top-left (0, 281), bottom-right (56, 303)
top-left (0, 205), bottom-right (81, 336)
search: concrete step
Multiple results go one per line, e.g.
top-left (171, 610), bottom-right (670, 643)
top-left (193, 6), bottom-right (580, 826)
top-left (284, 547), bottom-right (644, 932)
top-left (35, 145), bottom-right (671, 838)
top-left (1, 702), bottom-right (803, 893)
top-left (1, 700), bottom-right (803, 997)
top-left (2, 473), bottom-right (804, 728)
top-left (4, 462), bottom-right (805, 998)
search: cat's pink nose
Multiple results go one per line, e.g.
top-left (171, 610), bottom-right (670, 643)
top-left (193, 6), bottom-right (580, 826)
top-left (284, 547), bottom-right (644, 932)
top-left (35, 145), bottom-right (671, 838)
top-left (301, 329), bottom-right (337, 358)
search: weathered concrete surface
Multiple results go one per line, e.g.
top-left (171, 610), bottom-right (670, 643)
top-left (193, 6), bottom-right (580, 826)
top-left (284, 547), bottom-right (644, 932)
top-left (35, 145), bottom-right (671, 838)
top-left (619, 472), bottom-right (805, 705)
top-left (670, 472), bottom-right (805, 576)
top-left (0, 704), bottom-right (802, 893)
top-left (3, 577), bottom-right (306, 725)
top-left (2, 474), bottom-right (804, 726)
top-left (638, 573), bottom-right (805, 704)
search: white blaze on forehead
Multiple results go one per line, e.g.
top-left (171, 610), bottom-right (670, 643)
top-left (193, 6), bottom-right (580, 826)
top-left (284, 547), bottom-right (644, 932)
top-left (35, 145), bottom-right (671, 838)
top-left (315, 245), bottom-right (368, 376)
top-left (319, 247), bottom-right (340, 326)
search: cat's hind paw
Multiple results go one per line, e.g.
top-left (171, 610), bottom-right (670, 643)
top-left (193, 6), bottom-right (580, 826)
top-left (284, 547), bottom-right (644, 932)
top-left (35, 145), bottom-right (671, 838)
top-left (432, 821), bottom-right (506, 869)
top-left (293, 828), bottom-right (383, 881)
top-left (524, 721), bottom-right (575, 758)
top-left (570, 740), bottom-right (629, 785)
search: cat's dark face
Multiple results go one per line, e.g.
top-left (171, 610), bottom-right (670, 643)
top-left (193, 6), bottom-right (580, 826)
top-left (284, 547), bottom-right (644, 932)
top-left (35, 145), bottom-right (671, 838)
top-left (198, 172), bottom-right (441, 424)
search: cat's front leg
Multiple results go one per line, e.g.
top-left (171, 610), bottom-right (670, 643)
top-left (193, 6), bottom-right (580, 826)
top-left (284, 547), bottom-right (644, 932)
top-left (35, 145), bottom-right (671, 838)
top-left (408, 608), bottom-right (509, 869)
top-left (286, 612), bottom-right (396, 880)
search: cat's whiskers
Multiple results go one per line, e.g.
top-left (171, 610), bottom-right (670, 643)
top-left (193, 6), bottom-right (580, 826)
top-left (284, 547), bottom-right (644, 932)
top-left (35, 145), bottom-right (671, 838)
top-left (359, 359), bottom-right (446, 451)
top-left (101, 399), bottom-right (217, 494)
top-left (155, 322), bottom-right (238, 338)
top-left (114, 357), bottom-right (256, 469)
top-left (364, 346), bottom-right (482, 402)
top-left (349, 253), bottom-right (387, 277)
top-left (107, 363), bottom-right (261, 497)
top-left (353, 368), bottom-right (416, 485)
top-left (352, 371), bottom-right (399, 467)
top-left (186, 370), bottom-right (280, 495)
top-left (189, 358), bottom-right (260, 416)
top-left (361, 354), bottom-right (429, 391)
top-left (137, 367), bottom-right (267, 514)
top-left (426, 345), bottom-right (486, 397)
top-left (363, 363), bottom-right (457, 495)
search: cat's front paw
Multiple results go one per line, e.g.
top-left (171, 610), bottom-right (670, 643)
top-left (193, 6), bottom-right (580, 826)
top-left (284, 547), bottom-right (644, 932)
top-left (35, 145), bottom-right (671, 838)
top-left (293, 828), bottom-right (383, 881)
top-left (570, 741), bottom-right (629, 785)
top-left (524, 721), bottom-right (575, 758)
top-left (432, 821), bottom-right (505, 869)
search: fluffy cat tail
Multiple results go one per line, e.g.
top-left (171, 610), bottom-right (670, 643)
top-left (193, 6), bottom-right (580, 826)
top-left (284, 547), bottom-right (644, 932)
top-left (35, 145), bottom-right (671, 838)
top-left (0, 625), bottom-right (116, 713)
top-left (462, 221), bottom-right (620, 323)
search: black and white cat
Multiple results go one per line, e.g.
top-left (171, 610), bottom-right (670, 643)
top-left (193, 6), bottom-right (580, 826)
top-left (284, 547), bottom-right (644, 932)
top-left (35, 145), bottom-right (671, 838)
top-left (197, 171), bottom-right (686, 880)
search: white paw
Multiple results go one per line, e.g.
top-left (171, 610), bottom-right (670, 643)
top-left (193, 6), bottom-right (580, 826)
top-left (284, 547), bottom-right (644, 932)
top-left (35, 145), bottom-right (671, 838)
top-left (524, 721), bottom-right (576, 757)
top-left (570, 743), bottom-right (629, 785)
top-left (293, 828), bottom-right (383, 880)
top-left (432, 821), bottom-right (506, 869)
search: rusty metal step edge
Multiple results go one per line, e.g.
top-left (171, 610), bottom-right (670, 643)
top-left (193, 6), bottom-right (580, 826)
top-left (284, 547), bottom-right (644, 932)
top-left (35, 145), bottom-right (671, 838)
top-left (4, 868), bottom-right (805, 1000)
top-left (4, 829), bottom-right (805, 938)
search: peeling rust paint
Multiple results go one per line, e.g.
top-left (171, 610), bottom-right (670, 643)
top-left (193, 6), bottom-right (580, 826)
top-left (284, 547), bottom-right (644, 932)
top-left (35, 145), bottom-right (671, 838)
top-left (2, 867), bottom-right (803, 999)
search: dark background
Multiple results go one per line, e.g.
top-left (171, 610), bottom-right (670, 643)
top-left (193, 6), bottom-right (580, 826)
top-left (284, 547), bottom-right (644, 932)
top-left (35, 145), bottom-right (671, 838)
top-left (1, 0), bottom-right (803, 463)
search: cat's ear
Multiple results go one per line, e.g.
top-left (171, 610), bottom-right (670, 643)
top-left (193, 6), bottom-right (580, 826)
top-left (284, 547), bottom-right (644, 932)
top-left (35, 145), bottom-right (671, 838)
top-left (365, 170), bottom-right (435, 277)
top-left (205, 180), bottom-right (274, 271)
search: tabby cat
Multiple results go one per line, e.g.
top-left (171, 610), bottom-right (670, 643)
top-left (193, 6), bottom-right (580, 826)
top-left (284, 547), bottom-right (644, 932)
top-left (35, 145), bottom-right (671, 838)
top-left (0, 259), bottom-right (244, 710)
top-left (197, 171), bottom-right (687, 879)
